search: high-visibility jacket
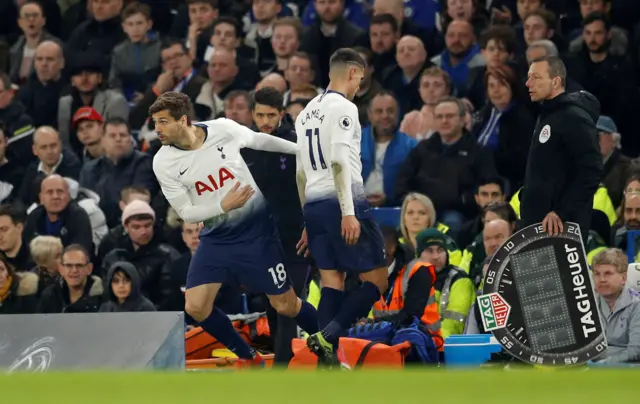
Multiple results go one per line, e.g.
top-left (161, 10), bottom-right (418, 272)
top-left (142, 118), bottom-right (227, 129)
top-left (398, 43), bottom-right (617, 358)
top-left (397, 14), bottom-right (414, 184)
top-left (434, 266), bottom-right (476, 339)
top-left (372, 259), bottom-right (442, 344)
top-left (510, 185), bottom-right (616, 225)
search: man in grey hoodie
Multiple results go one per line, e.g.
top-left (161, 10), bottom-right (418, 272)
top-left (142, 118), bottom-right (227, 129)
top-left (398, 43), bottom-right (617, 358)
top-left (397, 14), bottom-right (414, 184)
top-left (592, 248), bottom-right (640, 364)
top-left (99, 261), bottom-right (156, 312)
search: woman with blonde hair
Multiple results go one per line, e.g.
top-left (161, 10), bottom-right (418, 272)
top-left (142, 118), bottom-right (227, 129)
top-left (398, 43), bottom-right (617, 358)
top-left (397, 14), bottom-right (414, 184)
top-left (400, 193), bottom-right (461, 265)
top-left (29, 235), bottom-right (63, 293)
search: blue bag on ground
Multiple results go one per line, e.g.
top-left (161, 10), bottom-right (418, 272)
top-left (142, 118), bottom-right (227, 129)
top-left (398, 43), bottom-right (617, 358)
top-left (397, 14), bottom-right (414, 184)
top-left (347, 321), bottom-right (395, 343)
top-left (390, 317), bottom-right (440, 364)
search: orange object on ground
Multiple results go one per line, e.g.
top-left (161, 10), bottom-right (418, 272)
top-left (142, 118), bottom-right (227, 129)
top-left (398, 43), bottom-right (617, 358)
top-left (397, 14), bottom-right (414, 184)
top-left (288, 338), bottom-right (411, 369)
top-left (186, 354), bottom-right (275, 370)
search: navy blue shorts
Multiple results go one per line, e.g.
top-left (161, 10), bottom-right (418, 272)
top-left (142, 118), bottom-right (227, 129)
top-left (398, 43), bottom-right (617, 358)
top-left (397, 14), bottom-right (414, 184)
top-left (304, 199), bottom-right (386, 273)
top-left (186, 234), bottom-right (291, 296)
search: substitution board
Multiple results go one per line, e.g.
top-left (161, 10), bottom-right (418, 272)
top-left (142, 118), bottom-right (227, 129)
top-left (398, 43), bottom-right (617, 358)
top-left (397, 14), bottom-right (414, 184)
top-left (477, 222), bottom-right (607, 366)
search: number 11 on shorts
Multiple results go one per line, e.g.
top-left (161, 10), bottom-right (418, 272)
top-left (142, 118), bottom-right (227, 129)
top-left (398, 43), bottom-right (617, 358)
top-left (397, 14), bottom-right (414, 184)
top-left (268, 263), bottom-right (287, 288)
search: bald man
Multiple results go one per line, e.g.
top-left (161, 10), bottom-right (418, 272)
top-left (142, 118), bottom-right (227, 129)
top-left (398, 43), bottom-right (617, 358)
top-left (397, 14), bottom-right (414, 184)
top-left (382, 35), bottom-right (429, 115)
top-left (482, 219), bottom-right (512, 257)
top-left (16, 40), bottom-right (66, 130)
top-left (256, 73), bottom-right (287, 94)
top-left (18, 126), bottom-right (81, 206)
top-left (23, 174), bottom-right (94, 252)
top-left (431, 20), bottom-right (485, 93)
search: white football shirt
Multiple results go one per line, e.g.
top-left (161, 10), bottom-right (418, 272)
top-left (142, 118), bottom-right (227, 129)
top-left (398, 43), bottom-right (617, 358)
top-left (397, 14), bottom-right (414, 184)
top-left (295, 91), bottom-right (365, 203)
top-left (153, 118), bottom-right (274, 243)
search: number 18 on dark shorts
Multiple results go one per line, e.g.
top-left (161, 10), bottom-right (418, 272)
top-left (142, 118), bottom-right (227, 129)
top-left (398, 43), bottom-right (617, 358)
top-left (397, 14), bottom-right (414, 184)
top-left (304, 198), bottom-right (386, 273)
top-left (186, 234), bottom-right (292, 296)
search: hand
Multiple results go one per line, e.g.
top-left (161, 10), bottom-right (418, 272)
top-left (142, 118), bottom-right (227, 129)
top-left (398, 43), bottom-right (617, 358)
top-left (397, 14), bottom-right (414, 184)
top-left (341, 215), bottom-right (361, 245)
top-left (220, 182), bottom-right (255, 213)
top-left (296, 228), bottom-right (310, 257)
top-left (188, 23), bottom-right (202, 41)
top-left (491, 6), bottom-right (512, 24)
top-left (367, 193), bottom-right (386, 207)
top-left (399, 112), bottom-right (422, 139)
top-left (154, 71), bottom-right (176, 94)
top-left (542, 211), bottom-right (563, 236)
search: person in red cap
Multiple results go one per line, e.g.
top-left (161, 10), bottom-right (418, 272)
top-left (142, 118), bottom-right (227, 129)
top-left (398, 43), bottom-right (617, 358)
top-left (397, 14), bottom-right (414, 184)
top-left (72, 107), bottom-right (105, 163)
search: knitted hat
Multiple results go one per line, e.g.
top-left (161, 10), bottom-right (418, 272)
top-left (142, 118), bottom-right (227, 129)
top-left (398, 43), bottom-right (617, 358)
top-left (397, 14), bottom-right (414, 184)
top-left (122, 200), bottom-right (155, 226)
top-left (415, 228), bottom-right (447, 257)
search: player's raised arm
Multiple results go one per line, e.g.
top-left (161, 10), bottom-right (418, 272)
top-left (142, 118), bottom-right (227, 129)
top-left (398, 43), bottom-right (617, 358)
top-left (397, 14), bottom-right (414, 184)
top-left (224, 118), bottom-right (298, 155)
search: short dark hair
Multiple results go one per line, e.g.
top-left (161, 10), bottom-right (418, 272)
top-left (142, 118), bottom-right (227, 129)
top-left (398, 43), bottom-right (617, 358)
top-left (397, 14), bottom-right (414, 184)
top-left (149, 91), bottom-right (193, 122)
top-left (160, 38), bottom-right (188, 55)
top-left (62, 244), bottom-right (91, 263)
top-left (121, 1), bottom-right (151, 21)
top-left (104, 117), bottom-right (131, 134)
top-left (212, 16), bottom-right (241, 39)
top-left (273, 17), bottom-right (303, 39)
top-left (380, 225), bottom-right (399, 243)
top-left (524, 9), bottom-right (557, 30)
top-left (479, 25), bottom-right (517, 55)
top-left (582, 11), bottom-right (611, 30)
top-left (369, 13), bottom-right (398, 33)
top-left (352, 46), bottom-right (373, 65)
top-left (253, 87), bottom-right (284, 111)
top-left (476, 176), bottom-right (505, 194)
top-left (329, 48), bottom-right (366, 71)
top-left (0, 204), bottom-right (26, 225)
top-left (186, 0), bottom-right (218, 8)
top-left (19, 0), bottom-right (44, 15)
top-left (530, 55), bottom-right (566, 86)
top-left (224, 90), bottom-right (251, 105)
top-left (483, 201), bottom-right (517, 225)
top-left (368, 90), bottom-right (398, 110)
top-left (435, 96), bottom-right (466, 117)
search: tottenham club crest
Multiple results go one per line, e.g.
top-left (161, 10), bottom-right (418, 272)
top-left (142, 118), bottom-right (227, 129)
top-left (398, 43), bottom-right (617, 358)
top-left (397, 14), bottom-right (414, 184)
top-left (338, 116), bottom-right (352, 130)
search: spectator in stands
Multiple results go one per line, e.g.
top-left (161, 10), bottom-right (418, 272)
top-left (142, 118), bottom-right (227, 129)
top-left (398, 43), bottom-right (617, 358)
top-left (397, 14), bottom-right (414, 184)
top-left (458, 178), bottom-right (506, 248)
top-left (58, 56), bottom-right (129, 156)
top-left (367, 14), bottom-right (400, 81)
top-left (223, 91), bottom-right (253, 127)
top-left (441, 0), bottom-right (489, 38)
top-left (0, 72), bottom-right (36, 164)
top-left (475, 218), bottom-right (512, 282)
top-left (465, 24), bottom-right (517, 109)
top-left (0, 122), bottom-right (24, 204)
top-left (130, 39), bottom-right (206, 130)
top-left (612, 191), bottom-right (640, 251)
top-left (18, 126), bottom-right (81, 207)
top-left (270, 17), bottom-right (302, 77)
top-left (371, 0), bottom-right (442, 57)
top-left (415, 228), bottom-right (475, 339)
top-left (521, 9), bottom-right (561, 51)
top-left (37, 244), bottom-right (103, 313)
top-left (598, 116), bottom-right (630, 208)
top-left (472, 65), bottom-right (535, 189)
top-left (286, 99), bottom-right (306, 122)
top-left (353, 47), bottom-right (384, 126)
top-left (0, 255), bottom-right (38, 314)
top-left (565, 12), bottom-right (637, 156)
top-left (65, 0), bottom-right (125, 74)
top-left (245, 0), bottom-right (281, 75)
top-left (288, 84), bottom-right (319, 103)
top-left (195, 47), bottom-right (242, 120)
top-left (382, 35), bottom-right (428, 117)
top-left (592, 248), bottom-right (640, 364)
top-left (361, 92), bottom-right (417, 207)
top-left (432, 20), bottom-right (485, 96)
top-left (400, 67), bottom-right (452, 140)
top-left (23, 174), bottom-right (94, 254)
top-left (29, 235), bottom-right (63, 294)
top-left (16, 40), bottom-right (67, 129)
top-left (109, 1), bottom-right (161, 102)
top-left (63, 177), bottom-right (108, 253)
top-left (186, 0), bottom-right (219, 60)
top-left (256, 72), bottom-right (287, 93)
top-left (283, 52), bottom-right (319, 103)
top-left (300, 0), bottom-right (363, 87)
top-left (0, 204), bottom-right (32, 272)
top-left (395, 97), bottom-right (497, 237)
top-left (9, 0), bottom-right (59, 85)
top-left (101, 200), bottom-right (179, 309)
top-left (72, 107), bottom-right (105, 163)
top-left (568, 0), bottom-right (627, 56)
top-left (80, 117), bottom-right (157, 228)
top-left (99, 261), bottom-right (156, 312)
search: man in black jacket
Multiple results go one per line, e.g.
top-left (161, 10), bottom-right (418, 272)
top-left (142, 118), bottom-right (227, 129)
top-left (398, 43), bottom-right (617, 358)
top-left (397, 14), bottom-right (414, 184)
top-left (242, 87), bottom-right (308, 365)
top-left (522, 56), bottom-right (603, 244)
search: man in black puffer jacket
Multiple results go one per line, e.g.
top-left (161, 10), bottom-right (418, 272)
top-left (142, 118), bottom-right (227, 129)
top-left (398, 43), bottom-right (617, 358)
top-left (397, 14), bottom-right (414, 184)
top-left (521, 56), bottom-right (603, 244)
top-left (242, 87), bottom-right (309, 365)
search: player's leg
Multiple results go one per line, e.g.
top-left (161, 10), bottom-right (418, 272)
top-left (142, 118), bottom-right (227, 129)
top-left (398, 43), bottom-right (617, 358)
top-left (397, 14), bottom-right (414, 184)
top-left (317, 269), bottom-right (346, 329)
top-left (185, 242), bottom-right (259, 362)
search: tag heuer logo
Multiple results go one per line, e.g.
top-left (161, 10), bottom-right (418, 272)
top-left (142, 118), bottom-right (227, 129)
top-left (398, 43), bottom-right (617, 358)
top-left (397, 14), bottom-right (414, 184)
top-left (478, 293), bottom-right (511, 332)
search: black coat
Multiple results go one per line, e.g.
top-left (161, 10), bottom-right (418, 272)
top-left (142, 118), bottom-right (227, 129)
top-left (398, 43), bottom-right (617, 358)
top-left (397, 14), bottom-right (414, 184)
top-left (23, 201), bottom-right (94, 253)
top-left (17, 148), bottom-right (82, 206)
top-left (0, 272), bottom-right (39, 314)
top-left (99, 261), bottom-right (156, 312)
top-left (520, 91), bottom-right (603, 241)
top-left (37, 275), bottom-right (103, 313)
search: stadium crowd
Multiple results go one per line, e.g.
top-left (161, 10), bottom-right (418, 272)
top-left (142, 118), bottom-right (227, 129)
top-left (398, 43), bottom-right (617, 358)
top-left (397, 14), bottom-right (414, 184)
top-left (0, 0), bottom-right (640, 365)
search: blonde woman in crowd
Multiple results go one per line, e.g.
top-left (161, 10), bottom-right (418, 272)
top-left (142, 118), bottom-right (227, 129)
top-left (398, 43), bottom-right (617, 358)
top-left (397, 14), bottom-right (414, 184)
top-left (29, 235), bottom-right (63, 294)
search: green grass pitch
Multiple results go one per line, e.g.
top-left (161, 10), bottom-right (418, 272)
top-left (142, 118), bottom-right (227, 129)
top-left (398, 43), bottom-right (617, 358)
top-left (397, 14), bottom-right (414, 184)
top-left (1, 368), bottom-right (638, 403)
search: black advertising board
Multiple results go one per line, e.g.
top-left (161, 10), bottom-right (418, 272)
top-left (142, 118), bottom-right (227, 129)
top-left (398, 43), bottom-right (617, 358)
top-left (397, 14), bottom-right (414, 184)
top-left (478, 222), bottom-right (607, 366)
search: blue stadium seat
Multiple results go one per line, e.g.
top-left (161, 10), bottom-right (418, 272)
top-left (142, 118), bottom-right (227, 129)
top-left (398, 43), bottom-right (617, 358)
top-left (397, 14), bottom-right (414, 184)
top-left (371, 207), bottom-right (402, 228)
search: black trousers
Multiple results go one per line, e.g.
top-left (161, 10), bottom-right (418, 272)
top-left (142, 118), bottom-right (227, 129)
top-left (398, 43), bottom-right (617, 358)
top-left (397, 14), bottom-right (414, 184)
top-left (266, 260), bottom-right (310, 365)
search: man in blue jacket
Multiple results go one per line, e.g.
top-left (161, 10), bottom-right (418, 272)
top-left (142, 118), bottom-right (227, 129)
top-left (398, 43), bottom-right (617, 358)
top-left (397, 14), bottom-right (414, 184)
top-left (361, 91), bottom-right (417, 207)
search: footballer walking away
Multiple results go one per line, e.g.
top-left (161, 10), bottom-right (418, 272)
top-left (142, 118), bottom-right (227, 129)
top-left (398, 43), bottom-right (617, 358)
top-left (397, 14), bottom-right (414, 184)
top-left (150, 92), bottom-right (319, 367)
